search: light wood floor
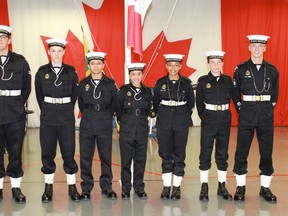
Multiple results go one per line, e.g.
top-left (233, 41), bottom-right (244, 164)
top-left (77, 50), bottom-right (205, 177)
top-left (1, 126), bottom-right (288, 216)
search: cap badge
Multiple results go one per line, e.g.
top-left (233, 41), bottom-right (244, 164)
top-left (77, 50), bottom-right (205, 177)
top-left (45, 74), bottom-right (50, 79)
top-left (206, 83), bottom-right (211, 89)
top-left (85, 84), bottom-right (90, 91)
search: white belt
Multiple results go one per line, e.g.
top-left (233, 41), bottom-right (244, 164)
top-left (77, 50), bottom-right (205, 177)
top-left (205, 103), bottom-right (229, 111)
top-left (44, 96), bottom-right (71, 104)
top-left (243, 95), bottom-right (271, 102)
top-left (0, 89), bottom-right (21, 96)
top-left (161, 100), bottom-right (187, 107)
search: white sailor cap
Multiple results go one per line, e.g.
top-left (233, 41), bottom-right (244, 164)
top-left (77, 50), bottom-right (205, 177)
top-left (163, 54), bottom-right (184, 62)
top-left (46, 38), bottom-right (68, 48)
top-left (247, 35), bottom-right (270, 44)
top-left (85, 51), bottom-right (106, 62)
top-left (126, 63), bottom-right (146, 73)
top-left (0, 25), bottom-right (12, 36)
top-left (206, 51), bottom-right (225, 60)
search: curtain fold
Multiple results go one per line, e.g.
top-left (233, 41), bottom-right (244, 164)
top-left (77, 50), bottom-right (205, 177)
top-left (221, 0), bottom-right (288, 126)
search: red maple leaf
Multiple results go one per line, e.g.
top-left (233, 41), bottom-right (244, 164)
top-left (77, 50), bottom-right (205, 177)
top-left (83, 0), bottom-right (125, 87)
top-left (135, 31), bottom-right (196, 88)
top-left (40, 31), bottom-right (86, 81)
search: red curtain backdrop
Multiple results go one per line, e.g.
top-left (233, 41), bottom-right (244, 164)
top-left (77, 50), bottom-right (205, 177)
top-left (221, 0), bottom-right (288, 126)
top-left (83, 0), bottom-right (125, 87)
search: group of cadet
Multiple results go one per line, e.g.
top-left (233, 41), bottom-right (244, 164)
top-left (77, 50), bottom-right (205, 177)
top-left (0, 24), bottom-right (278, 205)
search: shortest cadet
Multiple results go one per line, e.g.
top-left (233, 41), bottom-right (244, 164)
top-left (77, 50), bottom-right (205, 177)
top-left (153, 54), bottom-right (194, 200)
top-left (116, 63), bottom-right (155, 200)
top-left (196, 51), bottom-right (233, 201)
top-left (78, 51), bottom-right (118, 200)
top-left (35, 38), bottom-right (80, 202)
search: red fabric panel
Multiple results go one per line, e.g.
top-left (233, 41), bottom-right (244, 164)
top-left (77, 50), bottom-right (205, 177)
top-left (83, 0), bottom-right (125, 87)
top-left (221, 0), bottom-right (288, 126)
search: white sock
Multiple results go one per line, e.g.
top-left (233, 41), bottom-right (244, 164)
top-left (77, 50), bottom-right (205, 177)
top-left (10, 177), bottom-right (22, 188)
top-left (200, 170), bottom-right (209, 183)
top-left (218, 170), bottom-right (227, 183)
top-left (66, 174), bottom-right (76, 185)
top-left (44, 173), bottom-right (55, 184)
top-left (260, 175), bottom-right (272, 188)
top-left (235, 174), bottom-right (246, 186)
top-left (0, 177), bottom-right (3, 189)
top-left (162, 172), bottom-right (172, 187)
top-left (173, 175), bottom-right (182, 187)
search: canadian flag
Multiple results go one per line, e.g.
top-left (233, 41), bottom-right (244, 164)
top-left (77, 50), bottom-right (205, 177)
top-left (127, 0), bottom-right (152, 59)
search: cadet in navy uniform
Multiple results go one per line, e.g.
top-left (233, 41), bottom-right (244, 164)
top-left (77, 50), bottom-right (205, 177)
top-left (0, 25), bottom-right (31, 203)
top-left (196, 51), bottom-right (233, 201)
top-left (153, 54), bottom-right (194, 200)
top-left (116, 63), bottom-right (155, 200)
top-left (78, 52), bottom-right (117, 200)
top-left (232, 35), bottom-right (279, 203)
top-left (35, 38), bottom-right (80, 202)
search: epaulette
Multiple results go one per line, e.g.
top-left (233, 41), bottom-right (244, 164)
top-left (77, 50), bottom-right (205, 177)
top-left (197, 75), bottom-right (207, 82)
top-left (11, 52), bottom-right (25, 59)
top-left (237, 61), bottom-right (247, 68)
top-left (63, 64), bottom-right (76, 71)
top-left (38, 64), bottom-right (49, 71)
top-left (264, 60), bottom-right (277, 69)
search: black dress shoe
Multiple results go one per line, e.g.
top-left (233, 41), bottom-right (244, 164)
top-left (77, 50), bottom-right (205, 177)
top-left (102, 188), bottom-right (117, 199)
top-left (12, 188), bottom-right (26, 203)
top-left (160, 186), bottom-right (171, 200)
top-left (68, 184), bottom-right (81, 201)
top-left (234, 186), bottom-right (245, 202)
top-left (171, 186), bottom-right (181, 200)
top-left (122, 192), bottom-right (130, 199)
top-left (259, 186), bottom-right (277, 203)
top-left (217, 182), bottom-right (232, 200)
top-left (136, 191), bottom-right (147, 199)
top-left (0, 189), bottom-right (3, 199)
top-left (81, 190), bottom-right (91, 201)
top-left (199, 183), bottom-right (209, 201)
top-left (42, 184), bottom-right (53, 202)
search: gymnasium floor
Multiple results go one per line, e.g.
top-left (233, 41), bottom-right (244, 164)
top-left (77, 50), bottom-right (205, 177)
top-left (1, 126), bottom-right (288, 216)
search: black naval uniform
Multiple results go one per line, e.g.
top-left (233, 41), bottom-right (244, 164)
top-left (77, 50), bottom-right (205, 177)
top-left (196, 72), bottom-right (233, 171)
top-left (78, 74), bottom-right (117, 192)
top-left (116, 83), bottom-right (154, 194)
top-left (232, 59), bottom-right (279, 176)
top-left (153, 75), bottom-right (194, 177)
top-left (0, 51), bottom-right (31, 178)
top-left (35, 63), bottom-right (79, 175)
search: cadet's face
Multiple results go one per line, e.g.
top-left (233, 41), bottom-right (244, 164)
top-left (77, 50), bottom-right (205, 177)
top-left (0, 34), bottom-right (11, 53)
top-left (48, 46), bottom-right (65, 64)
top-left (249, 43), bottom-right (266, 58)
top-left (129, 70), bottom-right (143, 87)
top-left (208, 59), bottom-right (223, 74)
top-left (88, 60), bottom-right (105, 74)
top-left (166, 62), bottom-right (182, 76)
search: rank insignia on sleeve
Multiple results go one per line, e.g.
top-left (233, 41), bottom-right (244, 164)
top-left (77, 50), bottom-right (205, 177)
top-left (45, 74), bottom-right (50, 79)
top-left (206, 83), bottom-right (211, 89)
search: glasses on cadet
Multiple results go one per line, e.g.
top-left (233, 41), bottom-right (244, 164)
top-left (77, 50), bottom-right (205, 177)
top-left (0, 35), bottom-right (9, 40)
